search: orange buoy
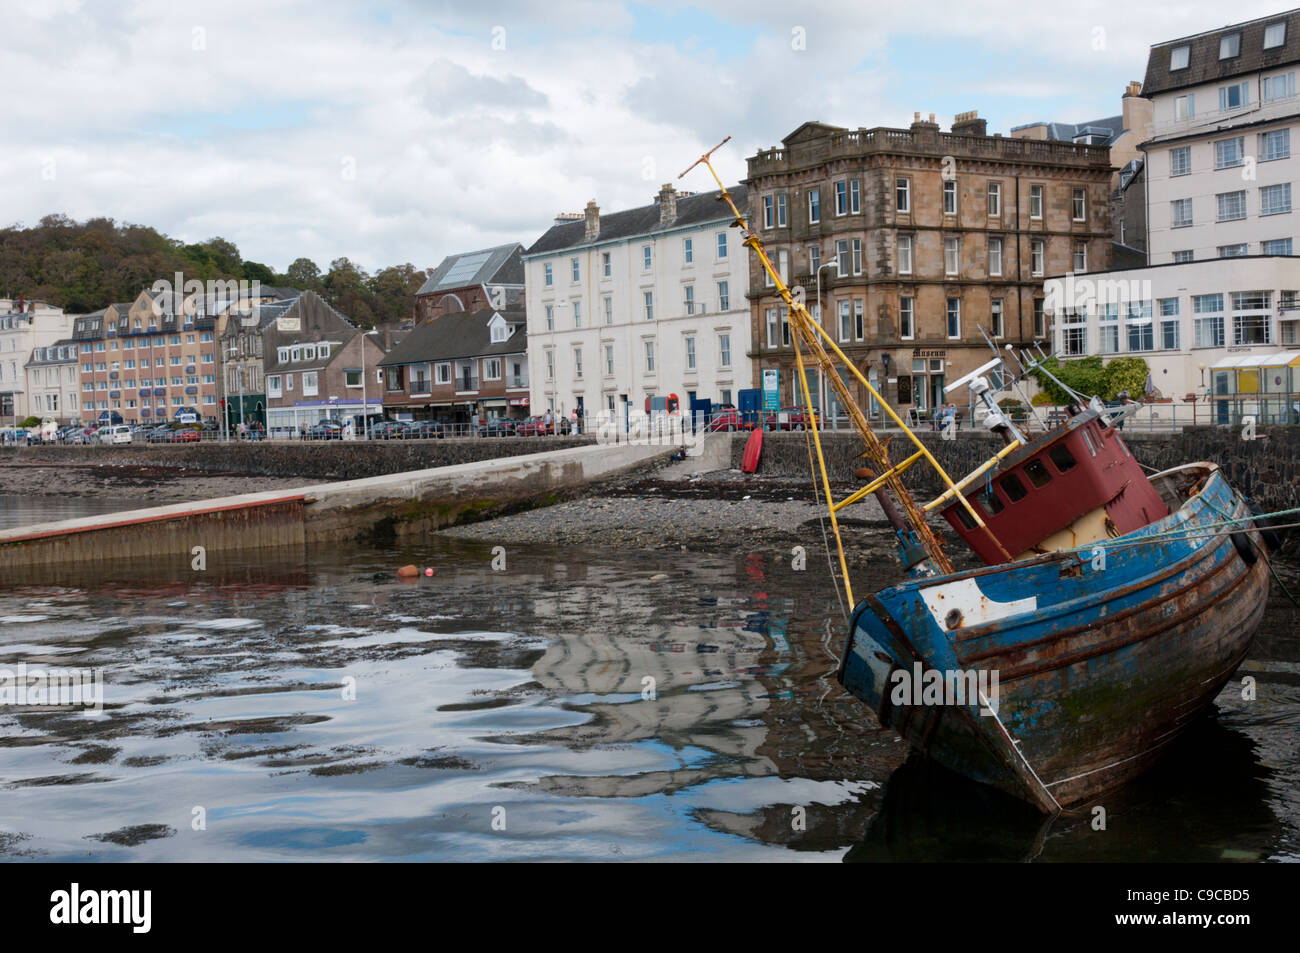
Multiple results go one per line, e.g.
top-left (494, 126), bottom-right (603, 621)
top-left (397, 564), bottom-right (419, 578)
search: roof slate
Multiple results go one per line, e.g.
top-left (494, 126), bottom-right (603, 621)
top-left (524, 186), bottom-right (748, 257)
top-left (1142, 9), bottom-right (1300, 97)
top-left (378, 308), bottom-right (526, 366)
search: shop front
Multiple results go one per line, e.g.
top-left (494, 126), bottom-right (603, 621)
top-left (1209, 351), bottom-right (1300, 425)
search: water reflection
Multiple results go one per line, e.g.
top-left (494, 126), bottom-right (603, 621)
top-left (0, 538), bottom-right (1293, 862)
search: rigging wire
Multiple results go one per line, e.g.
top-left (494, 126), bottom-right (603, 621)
top-left (802, 418), bottom-right (850, 624)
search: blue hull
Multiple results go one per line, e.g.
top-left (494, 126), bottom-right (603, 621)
top-left (837, 464), bottom-right (1270, 810)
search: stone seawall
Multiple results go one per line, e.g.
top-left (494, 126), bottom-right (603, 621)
top-left (735, 426), bottom-right (1300, 513)
top-left (4, 436), bottom-right (595, 482)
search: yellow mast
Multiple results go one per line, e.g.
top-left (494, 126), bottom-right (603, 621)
top-left (680, 138), bottom-right (1013, 603)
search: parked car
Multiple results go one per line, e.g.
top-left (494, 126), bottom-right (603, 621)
top-left (145, 425), bottom-right (172, 443)
top-left (514, 415), bottom-right (554, 437)
top-left (100, 425), bottom-right (133, 445)
top-left (368, 420), bottom-right (410, 440)
top-left (765, 406), bottom-right (814, 431)
top-left (475, 417), bottom-right (516, 438)
top-left (406, 420), bottom-right (445, 439)
top-left (707, 406), bottom-right (743, 432)
top-left (309, 420), bottom-right (343, 440)
top-left (173, 426), bottom-right (201, 443)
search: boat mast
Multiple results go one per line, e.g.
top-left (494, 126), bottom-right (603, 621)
top-left (681, 139), bottom-right (1013, 597)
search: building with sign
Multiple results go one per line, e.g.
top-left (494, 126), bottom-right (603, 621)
top-left (523, 184), bottom-right (752, 424)
top-left (744, 116), bottom-right (1113, 421)
top-left (216, 286), bottom-right (306, 431)
top-left (377, 306), bottom-right (529, 425)
top-left (1047, 254), bottom-right (1298, 405)
top-left (261, 291), bottom-right (387, 433)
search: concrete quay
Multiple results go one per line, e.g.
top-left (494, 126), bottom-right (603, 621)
top-left (0, 441), bottom-right (674, 575)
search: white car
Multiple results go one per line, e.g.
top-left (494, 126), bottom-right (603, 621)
top-left (100, 425), bottom-right (132, 445)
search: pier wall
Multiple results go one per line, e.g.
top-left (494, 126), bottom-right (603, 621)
top-left (5, 436), bottom-right (596, 482)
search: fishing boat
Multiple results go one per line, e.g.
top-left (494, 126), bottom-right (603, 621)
top-left (681, 138), bottom-right (1278, 813)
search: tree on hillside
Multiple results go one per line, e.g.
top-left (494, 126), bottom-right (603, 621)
top-left (283, 257), bottom-right (323, 292)
top-left (242, 261), bottom-right (275, 284)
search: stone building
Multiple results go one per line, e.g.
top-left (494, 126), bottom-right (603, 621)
top-left (261, 291), bottom-right (387, 433)
top-left (1011, 81), bottom-right (1154, 257)
top-left (216, 285), bottom-right (305, 430)
top-left (742, 116), bottom-right (1114, 419)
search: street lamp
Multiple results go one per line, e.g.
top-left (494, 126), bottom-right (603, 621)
top-left (360, 328), bottom-right (381, 439)
top-left (816, 258), bottom-right (840, 326)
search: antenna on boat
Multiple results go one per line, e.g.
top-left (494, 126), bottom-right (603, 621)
top-left (973, 327), bottom-right (1049, 433)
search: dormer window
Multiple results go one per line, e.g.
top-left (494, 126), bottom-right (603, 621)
top-left (304, 345), bottom-right (316, 361)
top-left (1170, 45), bottom-right (1189, 70)
top-left (319, 343), bottom-right (330, 359)
top-left (1220, 32), bottom-right (1240, 59)
top-left (1265, 22), bottom-right (1287, 49)
top-left (491, 323), bottom-right (507, 343)
top-left (291, 346), bottom-right (301, 362)
top-left (278, 347), bottom-right (289, 363)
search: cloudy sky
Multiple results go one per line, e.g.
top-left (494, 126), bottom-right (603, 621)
top-left (2, 0), bottom-right (1289, 274)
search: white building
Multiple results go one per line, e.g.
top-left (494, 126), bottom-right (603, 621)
top-left (0, 300), bottom-right (74, 423)
top-left (1048, 256), bottom-right (1299, 402)
top-left (24, 340), bottom-right (80, 425)
top-left (522, 183), bottom-right (751, 424)
top-left (1142, 10), bottom-right (1300, 262)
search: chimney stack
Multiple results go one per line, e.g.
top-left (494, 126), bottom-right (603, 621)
top-left (1125, 80), bottom-right (1142, 98)
top-left (951, 110), bottom-right (987, 137)
top-left (658, 183), bottom-right (677, 225)
top-left (584, 200), bottom-right (600, 241)
top-left (910, 111), bottom-right (939, 132)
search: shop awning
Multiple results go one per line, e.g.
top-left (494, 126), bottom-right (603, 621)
top-left (1211, 350), bottom-right (1300, 369)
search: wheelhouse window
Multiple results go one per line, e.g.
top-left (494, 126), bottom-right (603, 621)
top-left (1048, 444), bottom-right (1077, 473)
top-left (1024, 459), bottom-right (1052, 488)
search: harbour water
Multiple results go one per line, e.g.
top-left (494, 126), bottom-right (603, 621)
top-left (0, 528), bottom-right (1296, 861)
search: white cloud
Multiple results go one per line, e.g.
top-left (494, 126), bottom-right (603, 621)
top-left (0, 0), bottom-right (1286, 280)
